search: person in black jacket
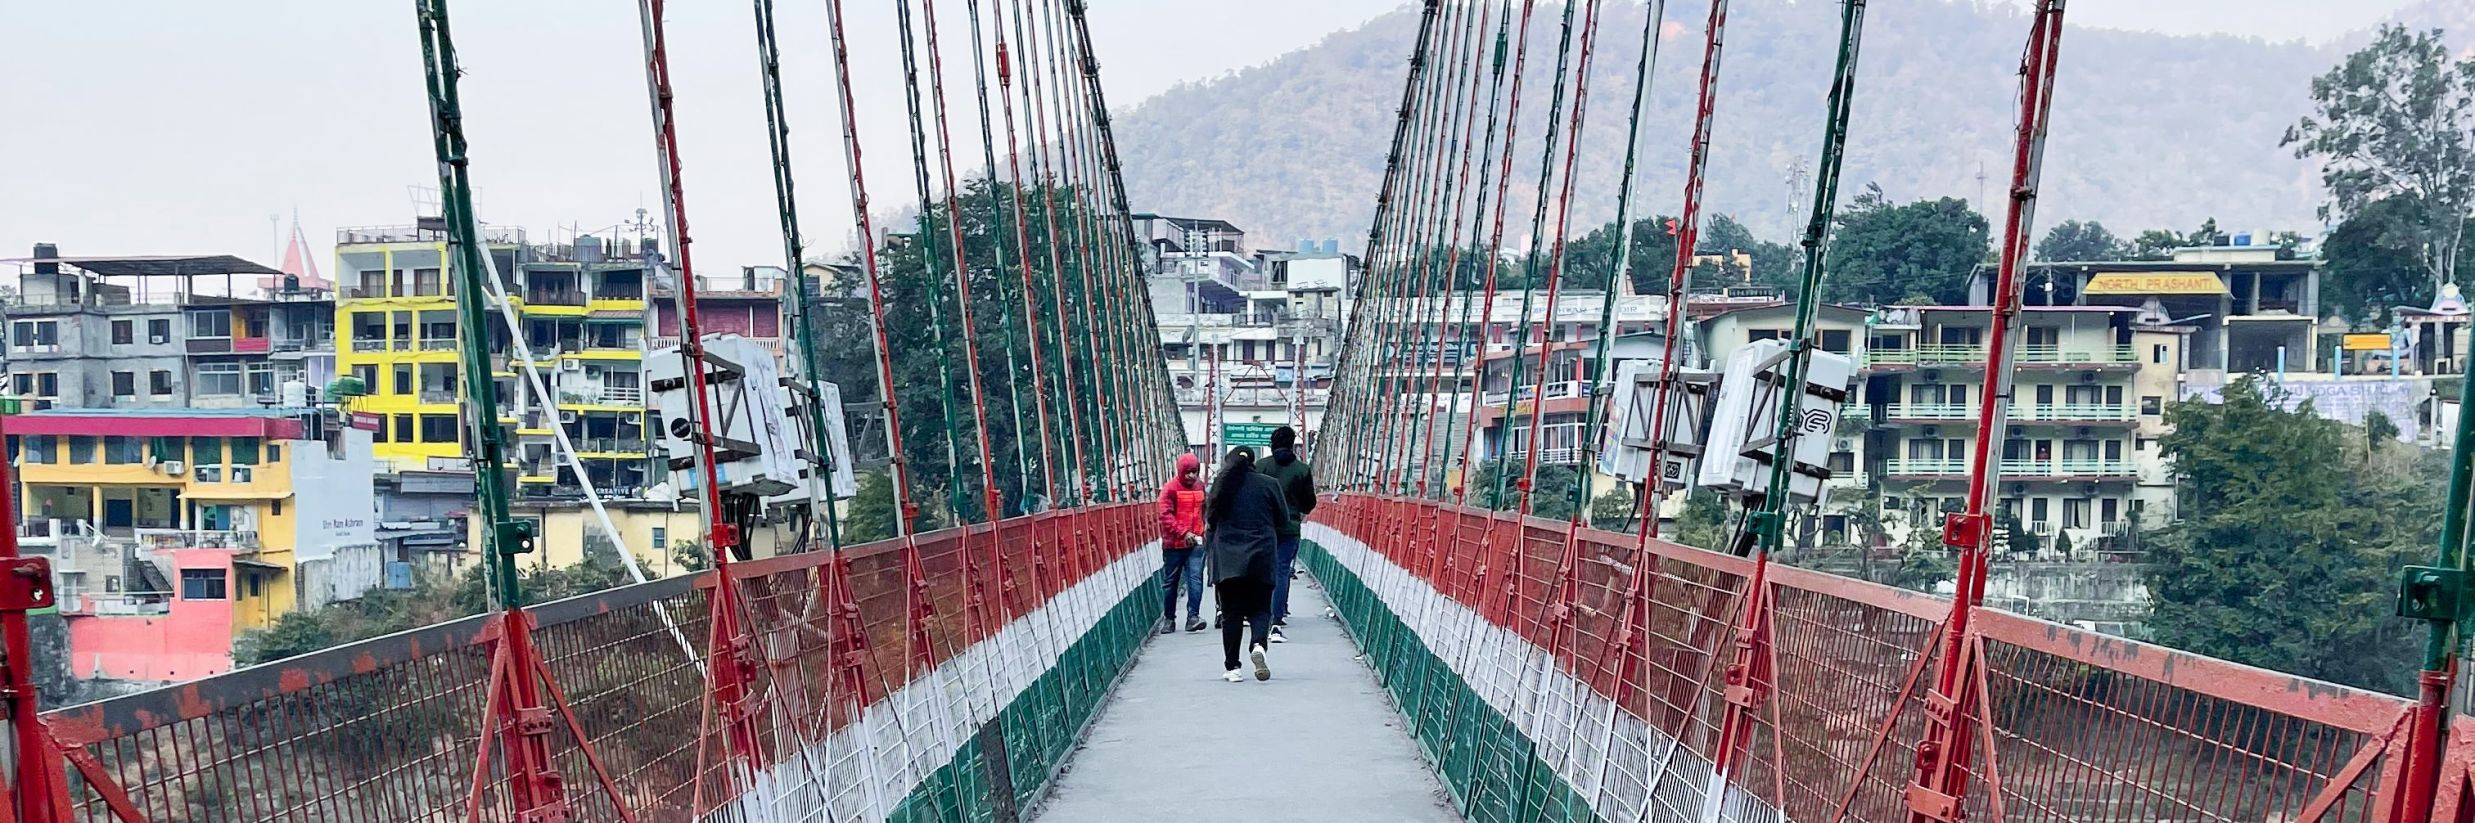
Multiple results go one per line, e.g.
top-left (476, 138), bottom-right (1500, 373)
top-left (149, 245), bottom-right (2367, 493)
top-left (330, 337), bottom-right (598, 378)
top-left (1262, 426), bottom-right (1317, 642)
top-left (1205, 446), bottom-right (1290, 682)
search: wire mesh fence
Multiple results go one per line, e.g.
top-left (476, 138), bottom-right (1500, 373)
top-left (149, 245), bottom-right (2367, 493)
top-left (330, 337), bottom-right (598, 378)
top-left (1310, 492), bottom-right (2427, 823)
top-left (33, 502), bottom-right (1157, 823)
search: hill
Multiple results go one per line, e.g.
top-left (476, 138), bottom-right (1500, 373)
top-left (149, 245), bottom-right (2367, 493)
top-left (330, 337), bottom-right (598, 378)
top-left (1111, 0), bottom-right (2362, 252)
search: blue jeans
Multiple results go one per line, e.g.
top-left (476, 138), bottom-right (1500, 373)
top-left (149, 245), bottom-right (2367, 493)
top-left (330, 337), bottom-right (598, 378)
top-left (1273, 536), bottom-right (1301, 623)
top-left (1161, 546), bottom-right (1205, 622)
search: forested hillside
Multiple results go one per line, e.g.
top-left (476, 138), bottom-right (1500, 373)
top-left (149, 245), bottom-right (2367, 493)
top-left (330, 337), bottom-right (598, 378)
top-left (1113, 0), bottom-right (2374, 251)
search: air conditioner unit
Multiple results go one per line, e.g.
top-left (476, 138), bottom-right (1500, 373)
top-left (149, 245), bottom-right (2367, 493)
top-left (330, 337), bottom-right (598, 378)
top-left (2007, 426), bottom-right (2025, 438)
top-left (1923, 370), bottom-right (1941, 382)
top-left (2010, 483), bottom-right (2027, 495)
top-left (2079, 372), bottom-right (2097, 383)
top-left (558, 410), bottom-right (580, 424)
top-left (1922, 426), bottom-right (1940, 437)
top-left (163, 460), bottom-right (185, 476)
top-left (559, 360), bottom-right (585, 372)
top-left (149, 335), bottom-right (169, 345)
top-left (2076, 427), bottom-right (2092, 438)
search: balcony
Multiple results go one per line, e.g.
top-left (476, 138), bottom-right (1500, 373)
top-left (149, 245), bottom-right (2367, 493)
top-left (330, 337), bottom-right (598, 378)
top-left (419, 337), bottom-right (458, 352)
top-left (562, 386), bottom-right (645, 407)
top-left (1884, 458), bottom-right (1970, 477)
top-left (133, 529), bottom-right (262, 551)
top-left (231, 337), bottom-right (271, 354)
top-left (2013, 403), bottom-right (2134, 422)
top-left (337, 224), bottom-right (525, 246)
top-left (351, 338), bottom-right (389, 353)
top-left (419, 390), bottom-right (459, 404)
top-left (1481, 380), bottom-right (1590, 408)
top-left (1884, 403), bottom-right (1974, 421)
top-left (272, 338), bottom-right (334, 354)
top-left (1864, 344), bottom-right (2138, 368)
top-left (578, 437), bottom-right (650, 454)
top-left (186, 337), bottom-right (232, 355)
top-left (524, 290), bottom-right (588, 307)
top-left (2000, 458), bottom-right (2135, 478)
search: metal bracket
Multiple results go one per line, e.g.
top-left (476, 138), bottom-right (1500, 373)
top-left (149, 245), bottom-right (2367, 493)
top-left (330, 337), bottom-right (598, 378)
top-left (1941, 511), bottom-right (1990, 551)
top-left (0, 557), bottom-right (55, 611)
top-left (2397, 565), bottom-right (2468, 622)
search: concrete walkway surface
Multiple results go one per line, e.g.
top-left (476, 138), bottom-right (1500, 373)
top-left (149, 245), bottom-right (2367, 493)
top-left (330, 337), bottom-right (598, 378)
top-left (1031, 580), bottom-right (1459, 822)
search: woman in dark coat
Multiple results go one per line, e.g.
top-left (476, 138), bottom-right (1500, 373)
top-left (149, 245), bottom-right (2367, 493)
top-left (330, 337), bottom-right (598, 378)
top-left (1205, 446), bottom-right (1291, 682)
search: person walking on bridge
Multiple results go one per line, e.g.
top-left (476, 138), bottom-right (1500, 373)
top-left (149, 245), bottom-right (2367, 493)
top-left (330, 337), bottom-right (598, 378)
top-left (1157, 452), bottom-right (1209, 634)
top-left (1206, 446), bottom-right (1290, 682)
top-left (1262, 426), bottom-right (1317, 643)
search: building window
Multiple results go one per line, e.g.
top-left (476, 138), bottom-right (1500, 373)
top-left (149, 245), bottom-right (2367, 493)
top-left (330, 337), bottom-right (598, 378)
top-left (150, 370), bottom-right (174, 396)
top-left (111, 319), bottom-right (133, 345)
top-left (110, 371), bottom-right (135, 397)
top-left (230, 437), bottom-right (261, 465)
top-left (35, 373), bottom-right (55, 398)
top-left (247, 362), bottom-right (276, 397)
top-left (66, 436), bottom-right (97, 464)
top-left (2063, 499), bottom-right (2092, 530)
top-left (247, 575), bottom-right (263, 599)
top-left (265, 444), bottom-right (282, 463)
top-left (2030, 497), bottom-right (2050, 525)
top-left (195, 363), bottom-right (243, 396)
top-left (420, 414), bottom-right (460, 444)
top-left (651, 526), bottom-right (668, 553)
top-left (2137, 436), bottom-right (2154, 452)
top-left (1747, 328), bottom-right (1786, 343)
top-left (190, 437), bottom-right (224, 465)
top-left (1818, 329), bottom-right (1852, 354)
top-left (2151, 344), bottom-right (2168, 364)
top-left (2104, 440), bottom-right (2123, 461)
top-left (179, 569), bottom-right (229, 601)
top-left (394, 364), bottom-right (414, 395)
top-left (2100, 498), bottom-right (2120, 524)
top-left (2139, 395), bottom-right (2162, 416)
top-left (395, 414), bottom-right (414, 443)
top-left (352, 364), bottom-right (378, 390)
top-left (22, 436), bottom-right (54, 465)
top-left (1828, 451), bottom-right (1854, 473)
top-left (2025, 327), bottom-right (2058, 347)
top-left (10, 375), bottom-right (26, 395)
top-left (11, 320), bottom-right (58, 348)
top-left (102, 437), bottom-right (141, 464)
top-left (147, 318), bottom-right (171, 343)
top-left (188, 311), bottom-right (232, 338)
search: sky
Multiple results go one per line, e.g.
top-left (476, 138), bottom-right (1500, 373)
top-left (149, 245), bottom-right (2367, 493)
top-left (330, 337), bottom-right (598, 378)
top-left (0, 0), bottom-right (2417, 277)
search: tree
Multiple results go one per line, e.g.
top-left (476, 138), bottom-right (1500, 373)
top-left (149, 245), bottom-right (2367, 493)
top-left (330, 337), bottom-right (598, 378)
top-left (843, 470), bottom-right (903, 545)
top-left (1821, 186), bottom-right (1990, 305)
top-left (1588, 488), bottom-right (1636, 532)
top-left (2129, 229), bottom-right (2187, 260)
top-left (1463, 459), bottom-right (1582, 523)
top-left (1557, 215), bottom-right (1679, 295)
top-left (2034, 219), bottom-right (2126, 262)
top-left (2285, 24), bottom-right (2475, 296)
top-left (2145, 378), bottom-right (2432, 694)
top-left (2322, 196), bottom-right (2446, 321)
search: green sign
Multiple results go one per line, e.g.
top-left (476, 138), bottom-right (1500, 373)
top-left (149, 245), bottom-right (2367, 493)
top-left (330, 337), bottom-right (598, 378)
top-left (1222, 422), bottom-right (1278, 448)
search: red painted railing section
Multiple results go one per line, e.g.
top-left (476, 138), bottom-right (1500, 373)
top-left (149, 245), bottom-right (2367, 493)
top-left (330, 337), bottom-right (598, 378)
top-left (27, 502), bottom-right (1153, 822)
top-left (1317, 493), bottom-right (2427, 822)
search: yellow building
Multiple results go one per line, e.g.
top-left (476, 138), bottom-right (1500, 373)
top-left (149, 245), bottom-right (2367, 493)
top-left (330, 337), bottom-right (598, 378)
top-left (332, 224), bottom-right (522, 470)
top-left (462, 501), bottom-right (784, 581)
top-left (13, 408), bottom-right (381, 648)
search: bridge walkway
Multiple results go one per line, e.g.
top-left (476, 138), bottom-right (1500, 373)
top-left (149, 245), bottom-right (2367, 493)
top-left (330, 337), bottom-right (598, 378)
top-left (1031, 580), bottom-right (1458, 822)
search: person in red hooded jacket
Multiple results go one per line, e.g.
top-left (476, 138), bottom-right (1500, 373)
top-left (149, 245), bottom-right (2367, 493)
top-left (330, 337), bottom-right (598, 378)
top-left (1156, 452), bottom-right (1209, 633)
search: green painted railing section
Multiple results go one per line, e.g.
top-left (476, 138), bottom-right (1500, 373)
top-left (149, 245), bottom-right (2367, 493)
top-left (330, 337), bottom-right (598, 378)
top-left (1304, 541), bottom-right (1601, 823)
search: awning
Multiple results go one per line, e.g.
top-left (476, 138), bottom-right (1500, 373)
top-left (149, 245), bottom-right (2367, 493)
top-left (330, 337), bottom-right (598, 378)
top-left (232, 558), bottom-right (289, 573)
top-left (2082, 272), bottom-right (2229, 296)
top-left (182, 488), bottom-right (292, 501)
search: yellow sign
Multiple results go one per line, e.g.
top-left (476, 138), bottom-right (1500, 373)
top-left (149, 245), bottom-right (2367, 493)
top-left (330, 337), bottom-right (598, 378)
top-left (2343, 333), bottom-right (2395, 351)
top-left (2081, 272), bottom-right (2230, 296)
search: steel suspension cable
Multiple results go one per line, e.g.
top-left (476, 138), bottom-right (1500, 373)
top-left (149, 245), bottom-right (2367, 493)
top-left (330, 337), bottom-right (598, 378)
top-left (1569, 0), bottom-right (1669, 519)
top-left (1315, 0), bottom-right (1444, 481)
top-left (1636, 0), bottom-right (1733, 543)
top-left (1511, 0), bottom-right (1605, 515)
top-left (1036, 0), bottom-right (1119, 494)
top-left (749, 0), bottom-right (845, 551)
top-left (1431, 1), bottom-right (1520, 504)
top-left (1411, 0), bottom-right (1505, 501)
top-left (1387, 0), bottom-right (1491, 497)
top-left (1045, 0), bottom-right (1137, 497)
top-left (1364, 0), bottom-right (1471, 493)
top-left (634, 0), bottom-right (765, 796)
top-left (978, 0), bottom-right (1062, 511)
top-left (916, 0), bottom-right (1009, 525)
top-left (892, 0), bottom-right (981, 529)
top-left (1010, 0), bottom-right (1095, 507)
top-left (959, 0), bottom-right (1039, 513)
top-left (1457, 0), bottom-right (1541, 507)
top-left (1493, 0), bottom-right (1588, 513)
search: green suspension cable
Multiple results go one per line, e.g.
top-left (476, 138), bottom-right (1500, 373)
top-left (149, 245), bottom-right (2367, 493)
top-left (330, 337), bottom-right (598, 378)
top-left (751, 0), bottom-right (845, 550)
top-left (1492, 0), bottom-right (1585, 512)
top-left (1570, 0), bottom-right (1671, 517)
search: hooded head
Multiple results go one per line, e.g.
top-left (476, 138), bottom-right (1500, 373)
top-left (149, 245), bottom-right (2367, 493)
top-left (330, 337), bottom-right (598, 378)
top-left (1271, 425), bottom-right (1299, 465)
top-left (1176, 452), bottom-right (1202, 487)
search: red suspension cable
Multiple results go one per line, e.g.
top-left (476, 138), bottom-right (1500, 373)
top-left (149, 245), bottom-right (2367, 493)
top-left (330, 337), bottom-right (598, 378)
top-left (1514, 0), bottom-right (1605, 515)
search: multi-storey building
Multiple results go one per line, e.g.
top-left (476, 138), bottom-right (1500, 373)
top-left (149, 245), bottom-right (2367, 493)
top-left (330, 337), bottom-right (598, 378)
top-left (5, 246), bottom-right (333, 411)
top-left (1143, 218), bottom-right (1354, 448)
top-left (13, 408), bottom-right (378, 683)
top-left (2020, 243), bottom-right (2319, 379)
top-left (332, 222), bottom-right (527, 470)
top-left (1694, 301), bottom-right (2179, 556)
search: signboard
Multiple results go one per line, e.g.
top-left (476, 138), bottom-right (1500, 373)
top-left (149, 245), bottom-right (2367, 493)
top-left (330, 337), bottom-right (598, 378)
top-left (1222, 422), bottom-right (1278, 448)
top-left (350, 411), bottom-right (383, 432)
top-left (2081, 272), bottom-right (2229, 296)
top-left (2342, 333), bottom-right (2395, 352)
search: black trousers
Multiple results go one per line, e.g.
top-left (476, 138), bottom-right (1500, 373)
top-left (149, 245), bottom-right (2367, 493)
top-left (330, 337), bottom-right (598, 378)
top-left (1216, 578), bottom-right (1274, 670)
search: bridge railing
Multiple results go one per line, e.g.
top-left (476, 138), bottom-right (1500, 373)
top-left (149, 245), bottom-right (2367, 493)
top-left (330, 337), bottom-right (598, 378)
top-left (1315, 493), bottom-right (2426, 823)
top-left (30, 502), bottom-right (1155, 823)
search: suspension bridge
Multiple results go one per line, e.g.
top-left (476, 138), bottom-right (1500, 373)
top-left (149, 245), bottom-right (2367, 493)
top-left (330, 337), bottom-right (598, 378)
top-left (4, 0), bottom-right (2475, 821)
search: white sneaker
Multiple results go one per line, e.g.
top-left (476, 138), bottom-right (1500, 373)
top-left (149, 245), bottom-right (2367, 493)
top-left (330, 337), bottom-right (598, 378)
top-left (1250, 645), bottom-right (1271, 681)
top-left (1269, 627), bottom-right (1287, 644)
top-left (1223, 669), bottom-right (1245, 683)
